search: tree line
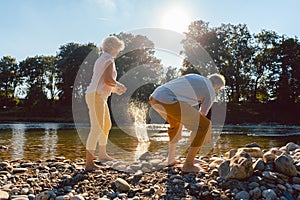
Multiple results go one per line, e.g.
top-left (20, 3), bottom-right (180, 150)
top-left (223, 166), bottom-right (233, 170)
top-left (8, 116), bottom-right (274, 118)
top-left (1, 20), bottom-right (299, 116)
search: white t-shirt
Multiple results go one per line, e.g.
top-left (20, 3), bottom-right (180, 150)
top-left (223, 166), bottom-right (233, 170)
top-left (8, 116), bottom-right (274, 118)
top-left (151, 74), bottom-right (215, 115)
top-left (86, 52), bottom-right (116, 97)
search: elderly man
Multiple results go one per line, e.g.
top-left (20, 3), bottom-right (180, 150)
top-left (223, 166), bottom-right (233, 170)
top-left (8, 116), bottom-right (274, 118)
top-left (149, 73), bottom-right (225, 173)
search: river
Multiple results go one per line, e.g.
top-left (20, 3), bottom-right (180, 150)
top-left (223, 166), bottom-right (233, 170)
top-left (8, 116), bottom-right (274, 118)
top-left (0, 123), bottom-right (300, 162)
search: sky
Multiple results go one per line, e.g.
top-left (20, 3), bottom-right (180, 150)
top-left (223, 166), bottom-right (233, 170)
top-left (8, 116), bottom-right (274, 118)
top-left (0, 0), bottom-right (299, 63)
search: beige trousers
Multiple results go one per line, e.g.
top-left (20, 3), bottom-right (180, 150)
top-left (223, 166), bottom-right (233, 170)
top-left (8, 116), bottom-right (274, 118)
top-left (149, 96), bottom-right (211, 147)
top-left (85, 92), bottom-right (111, 151)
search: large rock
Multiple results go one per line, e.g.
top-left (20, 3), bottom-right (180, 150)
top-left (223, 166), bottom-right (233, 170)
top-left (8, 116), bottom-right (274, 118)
top-left (286, 142), bottom-right (300, 151)
top-left (237, 147), bottom-right (263, 158)
top-left (222, 151), bottom-right (254, 180)
top-left (225, 147), bottom-right (263, 159)
top-left (274, 154), bottom-right (297, 176)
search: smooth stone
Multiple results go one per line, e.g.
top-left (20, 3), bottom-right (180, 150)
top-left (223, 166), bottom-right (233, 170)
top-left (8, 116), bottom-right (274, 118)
top-left (141, 167), bottom-right (151, 173)
top-left (20, 162), bottom-right (34, 167)
top-left (149, 159), bottom-right (162, 167)
top-left (12, 168), bottom-right (28, 174)
top-left (71, 195), bottom-right (84, 200)
top-left (245, 142), bottom-right (260, 148)
top-left (249, 187), bottom-right (261, 199)
top-left (274, 155), bottom-right (298, 176)
top-left (262, 189), bottom-right (277, 199)
top-left (10, 195), bottom-right (29, 200)
top-left (282, 191), bottom-right (295, 200)
top-left (139, 152), bottom-right (152, 160)
top-left (292, 177), bottom-right (300, 184)
top-left (262, 171), bottom-right (278, 181)
top-left (0, 162), bottom-right (10, 167)
top-left (36, 191), bottom-right (51, 200)
top-left (130, 164), bottom-right (142, 171)
top-left (286, 142), bottom-right (300, 151)
top-left (2, 183), bottom-right (13, 191)
top-left (20, 188), bottom-right (29, 195)
top-left (263, 151), bottom-right (276, 163)
top-left (277, 184), bottom-right (287, 190)
top-left (235, 191), bottom-right (250, 200)
top-left (114, 178), bottom-right (130, 192)
top-left (55, 195), bottom-right (70, 200)
top-left (248, 182), bottom-right (260, 189)
top-left (253, 158), bottom-right (265, 171)
top-left (0, 190), bottom-right (9, 200)
top-left (292, 184), bottom-right (300, 191)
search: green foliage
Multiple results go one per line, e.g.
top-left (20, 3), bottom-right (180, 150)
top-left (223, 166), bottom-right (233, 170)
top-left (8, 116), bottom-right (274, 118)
top-left (19, 55), bottom-right (58, 107)
top-left (0, 56), bottom-right (20, 107)
top-left (1, 25), bottom-right (300, 123)
top-left (57, 43), bottom-right (98, 107)
top-left (182, 20), bottom-right (300, 104)
top-left (113, 32), bottom-right (163, 102)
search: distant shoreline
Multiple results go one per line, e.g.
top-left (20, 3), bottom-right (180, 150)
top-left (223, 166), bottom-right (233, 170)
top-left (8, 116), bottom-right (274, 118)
top-left (1, 102), bottom-right (300, 125)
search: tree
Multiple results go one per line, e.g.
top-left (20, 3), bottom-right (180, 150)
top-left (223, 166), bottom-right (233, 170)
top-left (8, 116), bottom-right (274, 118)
top-left (215, 23), bottom-right (254, 102)
top-left (164, 66), bottom-right (179, 83)
top-left (19, 56), bottom-right (58, 107)
top-left (252, 30), bottom-right (280, 102)
top-left (57, 43), bottom-right (98, 106)
top-left (114, 32), bottom-right (163, 102)
top-left (0, 56), bottom-right (20, 108)
top-left (275, 37), bottom-right (300, 103)
top-left (181, 20), bottom-right (219, 76)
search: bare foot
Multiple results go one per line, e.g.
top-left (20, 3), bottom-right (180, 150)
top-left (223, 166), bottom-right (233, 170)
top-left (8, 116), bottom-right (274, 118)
top-left (85, 163), bottom-right (102, 171)
top-left (168, 159), bottom-right (181, 166)
top-left (98, 154), bottom-right (114, 161)
top-left (182, 163), bottom-right (203, 173)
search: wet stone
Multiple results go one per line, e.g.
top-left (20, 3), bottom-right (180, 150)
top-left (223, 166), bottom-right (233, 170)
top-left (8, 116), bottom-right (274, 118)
top-left (12, 168), bottom-right (28, 174)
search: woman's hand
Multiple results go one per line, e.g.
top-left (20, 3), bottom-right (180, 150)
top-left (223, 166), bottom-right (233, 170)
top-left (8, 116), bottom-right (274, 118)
top-left (113, 82), bottom-right (127, 95)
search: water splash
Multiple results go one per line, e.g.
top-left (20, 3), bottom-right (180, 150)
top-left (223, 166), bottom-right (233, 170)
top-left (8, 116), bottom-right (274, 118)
top-left (128, 101), bottom-right (150, 142)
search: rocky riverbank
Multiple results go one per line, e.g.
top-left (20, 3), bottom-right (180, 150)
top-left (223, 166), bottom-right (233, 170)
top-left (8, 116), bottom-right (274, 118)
top-left (0, 142), bottom-right (300, 200)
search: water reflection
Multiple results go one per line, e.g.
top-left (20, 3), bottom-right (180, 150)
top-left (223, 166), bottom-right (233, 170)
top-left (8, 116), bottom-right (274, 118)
top-left (41, 124), bottom-right (58, 159)
top-left (10, 123), bottom-right (27, 160)
top-left (0, 123), bottom-right (300, 161)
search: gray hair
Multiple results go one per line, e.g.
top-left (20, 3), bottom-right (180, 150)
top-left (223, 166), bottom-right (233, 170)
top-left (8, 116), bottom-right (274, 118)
top-left (102, 36), bottom-right (125, 54)
top-left (208, 73), bottom-right (226, 90)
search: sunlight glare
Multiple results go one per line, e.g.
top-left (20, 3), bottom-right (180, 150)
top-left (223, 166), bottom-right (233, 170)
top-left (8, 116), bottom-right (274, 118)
top-left (161, 6), bottom-right (191, 33)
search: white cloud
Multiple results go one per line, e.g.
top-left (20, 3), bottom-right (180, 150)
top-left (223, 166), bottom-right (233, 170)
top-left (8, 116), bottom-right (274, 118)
top-left (95, 0), bottom-right (116, 11)
top-left (96, 17), bottom-right (110, 21)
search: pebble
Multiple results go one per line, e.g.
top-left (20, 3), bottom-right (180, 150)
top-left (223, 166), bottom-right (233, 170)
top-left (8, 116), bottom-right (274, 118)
top-left (0, 142), bottom-right (299, 199)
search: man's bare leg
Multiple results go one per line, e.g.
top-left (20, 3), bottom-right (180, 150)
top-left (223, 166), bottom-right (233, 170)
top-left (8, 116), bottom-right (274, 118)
top-left (182, 146), bottom-right (202, 173)
top-left (168, 142), bottom-right (181, 165)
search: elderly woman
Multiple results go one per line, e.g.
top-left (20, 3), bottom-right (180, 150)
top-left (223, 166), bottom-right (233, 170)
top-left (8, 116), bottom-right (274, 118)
top-left (149, 73), bottom-right (225, 173)
top-left (85, 36), bottom-right (127, 170)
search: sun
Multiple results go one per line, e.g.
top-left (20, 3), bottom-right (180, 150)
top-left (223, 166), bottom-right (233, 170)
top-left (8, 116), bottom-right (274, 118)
top-left (161, 6), bottom-right (191, 33)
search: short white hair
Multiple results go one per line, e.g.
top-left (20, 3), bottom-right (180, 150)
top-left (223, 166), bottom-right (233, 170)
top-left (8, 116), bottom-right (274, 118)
top-left (102, 36), bottom-right (125, 54)
top-left (208, 73), bottom-right (226, 90)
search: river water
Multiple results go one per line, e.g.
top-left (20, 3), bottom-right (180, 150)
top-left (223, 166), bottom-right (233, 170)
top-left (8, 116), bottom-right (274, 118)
top-left (0, 123), bottom-right (300, 162)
